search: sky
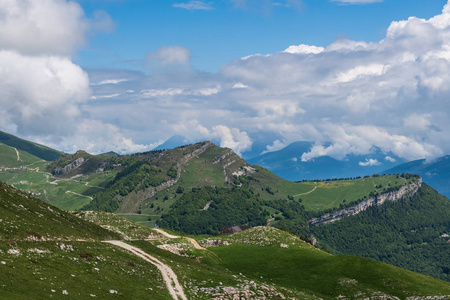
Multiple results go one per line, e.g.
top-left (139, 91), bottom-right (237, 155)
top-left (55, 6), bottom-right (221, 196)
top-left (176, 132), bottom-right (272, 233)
top-left (1, 0), bottom-right (450, 164)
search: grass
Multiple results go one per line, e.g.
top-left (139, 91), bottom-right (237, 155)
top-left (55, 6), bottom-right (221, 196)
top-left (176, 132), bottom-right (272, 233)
top-left (0, 164), bottom-right (117, 210)
top-left (77, 211), bottom-right (158, 239)
top-left (249, 168), bottom-right (412, 211)
top-left (131, 227), bottom-right (450, 300)
top-left (0, 143), bottom-right (43, 168)
top-left (0, 241), bottom-right (171, 299)
top-left (0, 182), bottom-right (119, 241)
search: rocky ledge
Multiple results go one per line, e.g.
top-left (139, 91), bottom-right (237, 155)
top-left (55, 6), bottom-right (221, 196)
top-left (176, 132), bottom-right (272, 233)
top-left (308, 178), bottom-right (422, 227)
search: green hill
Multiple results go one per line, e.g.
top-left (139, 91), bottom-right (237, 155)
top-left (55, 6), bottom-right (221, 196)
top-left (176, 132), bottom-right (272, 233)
top-left (1, 179), bottom-right (450, 299)
top-left (0, 181), bottom-right (119, 241)
top-left (0, 130), bottom-right (62, 161)
top-left (311, 183), bottom-right (450, 281)
top-left (131, 226), bottom-right (450, 299)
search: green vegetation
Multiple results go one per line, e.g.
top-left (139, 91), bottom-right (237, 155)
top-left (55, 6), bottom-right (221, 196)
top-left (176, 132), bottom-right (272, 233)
top-left (131, 227), bottom-right (450, 299)
top-left (158, 186), bottom-right (267, 235)
top-left (0, 130), bottom-right (62, 161)
top-left (0, 143), bottom-right (43, 168)
top-left (0, 241), bottom-right (171, 299)
top-left (76, 211), bottom-right (158, 240)
top-left (311, 184), bottom-right (450, 281)
top-left (0, 181), bottom-right (119, 241)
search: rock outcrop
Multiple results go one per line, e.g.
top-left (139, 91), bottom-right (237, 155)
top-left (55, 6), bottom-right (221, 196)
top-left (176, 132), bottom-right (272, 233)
top-left (53, 157), bottom-right (85, 175)
top-left (308, 178), bottom-right (422, 226)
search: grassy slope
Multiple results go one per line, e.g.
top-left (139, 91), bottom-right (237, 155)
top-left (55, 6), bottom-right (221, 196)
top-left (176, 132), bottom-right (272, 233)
top-left (0, 142), bottom-right (43, 168)
top-left (0, 241), bottom-right (171, 299)
top-left (310, 184), bottom-right (450, 282)
top-left (143, 144), bottom-right (411, 218)
top-left (132, 227), bottom-right (450, 300)
top-left (0, 181), bottom-right (119, 241)
top-left (0, 130), bottom-right (62, 161)
top-left (249, 168), bottom-right (412, 211)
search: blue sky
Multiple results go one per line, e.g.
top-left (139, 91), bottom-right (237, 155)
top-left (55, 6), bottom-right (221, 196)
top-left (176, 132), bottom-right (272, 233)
top-left (1, 0), bottom-right (450, 166)
top-left (75, 0), bottom-right (446, 72)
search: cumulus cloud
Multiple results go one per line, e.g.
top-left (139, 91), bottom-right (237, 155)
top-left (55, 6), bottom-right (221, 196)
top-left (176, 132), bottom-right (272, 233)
top-left (385, 156), bottom-right (396, 163)
top-left (262, 139), bottom-right (287, 154)
top-left (284, 44), bottom-right (324, 54)
top-left (359, 159), bottom-right (381, 167)
top-left (0, 51), bottom-right (90, 136)
top-left (0, 0), bottom-right (148, 154)
top-left (8, 0), bottom-right (450, 161)
top-left (37, 119), bottom-right (156, 154)
top-left (0, 0), bottom-right (112, 55)
top-left (173, 1), bottom-right (214, 10)
top-left (146, 46), bottom-right (192, 66)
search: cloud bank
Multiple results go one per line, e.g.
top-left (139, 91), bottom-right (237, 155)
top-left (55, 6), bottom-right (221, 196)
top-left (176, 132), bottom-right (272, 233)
top-left (0, 0), bottom-right (144, 154)
top-left (3, 0), bottom-right (450, 161)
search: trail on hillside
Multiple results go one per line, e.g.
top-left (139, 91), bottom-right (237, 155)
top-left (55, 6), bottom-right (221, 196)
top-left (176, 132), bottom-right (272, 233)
top-left (65, 190), bottom-right (93, 200)
top-left (105, 240), bottom-right (188, 300)
top-left (154, 228), bottom-right (207, 251)
top-left (294, 186), bottom-right (317, 197)
top-left (13, 147), bottom-right (21, 162)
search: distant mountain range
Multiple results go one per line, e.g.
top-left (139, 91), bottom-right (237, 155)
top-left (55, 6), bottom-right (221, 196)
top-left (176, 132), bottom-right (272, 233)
top-left (247, 141), bottom-right (405, 181)
top-left (384, 156), bottom-right (450, 198)
top-left (1, 130), bottom-right (450, 284)
top-left (154, 136), bottom-right (450, 198)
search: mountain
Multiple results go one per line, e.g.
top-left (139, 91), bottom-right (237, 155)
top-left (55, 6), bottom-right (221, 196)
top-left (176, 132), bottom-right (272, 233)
top-left (2, 180), bottom-right (450, 299)
top-left (0, 181), bottom-right (119, 241)
top-left (384, 155), bottom-right (450, 198)
top-left (2, 135), bottom-right (450, 284)
top-left (311, 183), bottom-right (450, 282)
top-left (0, 130), bottom-right (62, 161)
top-left (248, 141), bottom-right (405, 181)
top-left (152, 135), bottom-right (190, 150)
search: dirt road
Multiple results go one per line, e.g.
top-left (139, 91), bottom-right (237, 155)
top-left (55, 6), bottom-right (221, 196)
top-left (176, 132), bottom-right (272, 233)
top-left (294, 186), bottom-right (317, 197)
top-left (154, 228), bottom-right (206, 250)
top-left (105, 240), bottom-right (187, 300)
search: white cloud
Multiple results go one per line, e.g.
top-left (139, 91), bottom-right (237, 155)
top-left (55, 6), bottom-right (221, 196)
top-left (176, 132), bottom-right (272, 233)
top-left (336, 64), bottom-right (389, 83)
top-left (262, 139), bottom-right (287, 154)
top-left (91, 79), bottom-right (128, 86)
top-left (359, 159), bottom-right (381, 167)
top-left (211, 125), bottom-right (253, 155)
top-left (146, 46), bottom-right (192, 66)
top-left (0, 0), bottom-right (112, 55)
top-left (141, 86), bottom-right (220, 98)
top-left (39, 119), bottom-right (156, 154)
top-left (0, 50), bottom-right (90, 136)
top-left (9, 0), bottom-right (450, 162)
top-left (173, 1), bottom-right (214, 10)
top-left (284, 44), bottom-right (324, 54)
top-left (232, 83), bottom-right (249, 89)
top-left (385, 156), bottom-right (396, 163)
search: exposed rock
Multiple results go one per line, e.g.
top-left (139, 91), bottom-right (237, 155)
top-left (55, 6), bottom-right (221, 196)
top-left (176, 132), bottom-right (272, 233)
top-left (53, 157), bottom-right (85, 175)
top-left (308, 178), bottom-right (422, 226)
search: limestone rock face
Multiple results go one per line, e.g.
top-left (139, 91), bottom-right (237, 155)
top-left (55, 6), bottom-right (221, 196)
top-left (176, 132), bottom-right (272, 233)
top-left (308, 178), bottom-right (422, 226)
top-left (53, 157), bottom-right (85, 175)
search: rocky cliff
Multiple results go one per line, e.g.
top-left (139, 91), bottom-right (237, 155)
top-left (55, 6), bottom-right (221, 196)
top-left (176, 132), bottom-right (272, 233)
top-left (308, 178), bottom-right (422, 226)
top-left (53, 157), bottom-right (85, 175)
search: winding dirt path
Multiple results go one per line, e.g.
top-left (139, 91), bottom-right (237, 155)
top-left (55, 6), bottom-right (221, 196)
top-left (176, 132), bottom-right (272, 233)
top-left (13, 147), bottom-right (21, 162)
top-left (105, 240), bottom-right (187, 300)
top-left (293, 186), bottom-right (317, 197)
top-left (65, 190), bottom-right (93, 200)
top-left (154, 229), bottom-right (206, 250)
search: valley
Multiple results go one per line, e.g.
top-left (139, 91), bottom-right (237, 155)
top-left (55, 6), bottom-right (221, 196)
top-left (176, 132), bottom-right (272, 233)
top-left (0, 131), bottom-right (450, 298)
top-left (1, 182), bottom-right (450, 299)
